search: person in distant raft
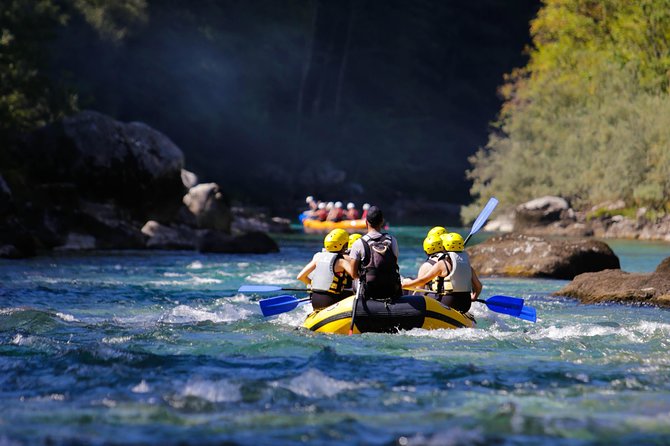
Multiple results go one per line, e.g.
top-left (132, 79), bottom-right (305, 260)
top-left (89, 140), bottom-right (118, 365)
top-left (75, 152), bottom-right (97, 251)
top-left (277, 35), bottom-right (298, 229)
top-left (297, 229), bottom-right (356, 310)
top-left (402, 232), bottom-right (482, 312)
top-left (348, 206), bottom-right (403, 300)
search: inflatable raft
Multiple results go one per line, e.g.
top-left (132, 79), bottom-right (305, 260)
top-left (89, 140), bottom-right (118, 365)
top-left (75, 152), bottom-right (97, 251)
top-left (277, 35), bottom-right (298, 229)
top-left (303, 294), bottom-right (475, 334)
top-left (302, 218), bottom-right (367, 232)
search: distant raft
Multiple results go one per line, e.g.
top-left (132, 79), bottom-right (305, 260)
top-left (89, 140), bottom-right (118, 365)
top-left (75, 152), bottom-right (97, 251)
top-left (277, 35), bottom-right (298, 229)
top-left (302, 294), bottom-right (475, 334)
top-left (301, 217), bottom-right (367, 232)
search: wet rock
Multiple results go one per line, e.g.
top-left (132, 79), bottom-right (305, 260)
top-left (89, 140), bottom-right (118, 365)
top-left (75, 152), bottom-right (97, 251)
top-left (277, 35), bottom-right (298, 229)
top-left (231, 207), bottom-right (292, 234)
top-left (181, 169), bottom-right (198, 189)
top-left (197, 230), bottom-right (279, 254)
top-left (555, 257), bottom-right (670, 307)
top-left (55, 233), bottom-right (96, 251)
top-left (183, 183), bottom-right (232, 232)
top-left (141, 221), bottom-right (196, 250)
top-left (514, 196), bottom-right (571, 230)
top-left (468, 233), bottom-right (620, 279)
top-left (20, 110), bottom-right (186, 221)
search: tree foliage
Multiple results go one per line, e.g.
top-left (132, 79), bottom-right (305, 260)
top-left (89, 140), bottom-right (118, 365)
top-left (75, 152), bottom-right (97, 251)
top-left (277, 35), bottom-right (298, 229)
top-left (0, 0), bottom-right (146, 142)
top-left (464, 0), bottom-right (670, 222)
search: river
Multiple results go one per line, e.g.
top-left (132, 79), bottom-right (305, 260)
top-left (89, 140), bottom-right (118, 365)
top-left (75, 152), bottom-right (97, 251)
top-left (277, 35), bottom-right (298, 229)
top-left (1, 227), bottom-right (669, 445)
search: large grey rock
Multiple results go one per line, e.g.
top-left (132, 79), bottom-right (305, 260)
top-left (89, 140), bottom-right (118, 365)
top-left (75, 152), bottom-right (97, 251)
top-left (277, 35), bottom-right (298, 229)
top-left (183, 183), bottom-right (232, 232)
top-left (514, 196), bottom-right (571, 230)
top-left (21, 110), bottom-right (185, 220)
top-left (468, 233), bottom-right (620, 279)
top-left (141, 220), bottom-right (196, 250)
top-left (555, 257), bottom-right (670, 307)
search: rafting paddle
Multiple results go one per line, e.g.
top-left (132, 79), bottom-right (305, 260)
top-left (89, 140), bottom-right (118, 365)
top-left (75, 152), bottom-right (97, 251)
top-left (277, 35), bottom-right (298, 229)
top-left (518, 305), bottom-right (537, 322)
top-left (259, 295), bottom-right (311, 317)
top-left (463, 197), bottom-right (498, 246)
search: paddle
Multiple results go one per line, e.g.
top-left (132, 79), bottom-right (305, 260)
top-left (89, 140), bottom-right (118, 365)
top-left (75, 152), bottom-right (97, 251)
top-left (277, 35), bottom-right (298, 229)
top-left (463, 197), bottom-right (498, 246)
top-left (259, 295), bottom-right (311, 317)
top-left (348, 284), bottom-right (363, 336)
top-left (238, 285), bottom-right (309, 293)
top-left (519, 305), bottom-right (537, 323)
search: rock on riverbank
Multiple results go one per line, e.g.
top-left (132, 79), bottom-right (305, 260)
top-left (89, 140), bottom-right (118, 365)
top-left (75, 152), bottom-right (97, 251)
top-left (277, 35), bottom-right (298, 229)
top-left (1, 110), bottom-right (284, 258)
top-left (485, 196), bottom-right (670, 242)
top-left (555, 257), bottom-right (670, 307)
top-left (467, 233), bottom-right (620, 279)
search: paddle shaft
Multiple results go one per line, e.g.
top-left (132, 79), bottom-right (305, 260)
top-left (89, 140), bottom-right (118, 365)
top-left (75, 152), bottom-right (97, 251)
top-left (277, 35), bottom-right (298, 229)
top-left (348, 284), bottom-right (363, 336)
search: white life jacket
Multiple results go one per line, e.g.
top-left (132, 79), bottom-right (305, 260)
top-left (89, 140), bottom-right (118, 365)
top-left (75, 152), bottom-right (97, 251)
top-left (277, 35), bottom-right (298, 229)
top-left (445, 251), bottom-right (472, 293)
top-left (310, 252), bottom-right (350, 294)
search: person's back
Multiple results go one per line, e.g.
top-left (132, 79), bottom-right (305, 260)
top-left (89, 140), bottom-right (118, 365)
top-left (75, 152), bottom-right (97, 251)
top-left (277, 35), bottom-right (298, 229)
top-left (346, 202), bottom-right (359, 220)
top-left (349, 206), bottom-right (402, 300)
top-left (440, 232), bottom-right (482, 313)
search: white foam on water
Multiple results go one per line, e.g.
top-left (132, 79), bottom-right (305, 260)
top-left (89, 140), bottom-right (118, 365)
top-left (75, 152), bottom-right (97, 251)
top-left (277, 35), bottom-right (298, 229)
top-left (102, 336), bottom-right (133, 345)
top-left (529, 324), bottom-right (643, 343)
top-left (277, 368), bottom-right (362, 398)
top-left (634, 321), bottom-right (670, 336)
top-left (245, 267), bottom-right (295, 284)
top-left (163, 272), bottom-right (185, 277)
top-left (11, 333), bottom-right (27, 345)
top-left (182, 379), bottom-right (241, 402)
top-left (237, 262), bottom-right (250, 268)
top-left (160, 303), bottom-right (252, 324)
top-left (147, 276), bottom-right (223, 287)
top-left (270, 303), bottom-right (314, 327)
top-left (55, 312), bottom-right (79, 322)
top-left (189, 276), bottom-right (222, 285)
top-left (187, 261), bottom-right (203, 269)
top-left (132, 380), bottom-right (151, 394)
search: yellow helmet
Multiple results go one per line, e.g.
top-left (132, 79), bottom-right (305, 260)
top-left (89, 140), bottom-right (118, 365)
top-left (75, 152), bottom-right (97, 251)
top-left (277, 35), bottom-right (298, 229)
top-left (441, 232), bottom-right (464, 252)
top-left (423, 234), bottom-right (444, 255)
top-left (324, 229), bottom-right (349, 252)
top-left (347, 233), bottom-right (362, 250)
top-left (427, 226), bottom-right (446, 238)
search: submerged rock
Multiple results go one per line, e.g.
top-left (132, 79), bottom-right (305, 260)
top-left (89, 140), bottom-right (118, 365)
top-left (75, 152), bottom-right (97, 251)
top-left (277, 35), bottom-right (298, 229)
top-left (468, 233), bottom-right (620, 279)
top-left (555, 257), bottom-right (670, 307)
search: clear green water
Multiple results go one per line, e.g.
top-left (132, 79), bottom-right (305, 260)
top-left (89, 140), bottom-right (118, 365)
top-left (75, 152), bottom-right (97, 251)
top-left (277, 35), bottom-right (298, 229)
top-left (1, 228), bottom-right (669, 445)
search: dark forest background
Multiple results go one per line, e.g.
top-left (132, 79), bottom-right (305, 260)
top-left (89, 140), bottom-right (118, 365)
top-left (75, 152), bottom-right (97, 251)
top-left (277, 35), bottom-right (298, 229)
top-left (2, 0), bottom-right (539, 216)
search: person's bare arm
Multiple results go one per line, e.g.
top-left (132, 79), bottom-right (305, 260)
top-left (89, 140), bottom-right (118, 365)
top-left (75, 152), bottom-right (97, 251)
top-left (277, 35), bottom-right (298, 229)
top-left (350, 258), bottom-right (360, 279)
top-left (296, 256), bottom-right (317, 286)
top-left (401, 261), bottom-right (441, 289)
top-left (337, 257), bottom-right (356, 278)
top-left (470, 268), bottom-right (483, 300)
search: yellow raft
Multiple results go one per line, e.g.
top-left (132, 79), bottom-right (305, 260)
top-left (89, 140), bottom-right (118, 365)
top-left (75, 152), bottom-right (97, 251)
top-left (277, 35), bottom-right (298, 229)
top-left (302, 218), bottom-right (367, 232)
top-left (302, 294), bottom-right (475, 334)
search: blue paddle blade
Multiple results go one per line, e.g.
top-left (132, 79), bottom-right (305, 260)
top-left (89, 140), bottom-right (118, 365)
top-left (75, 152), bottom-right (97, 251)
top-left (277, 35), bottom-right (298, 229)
top-left (484, 295), bottom-right (524, 314)
top-left (470, 197), bottom-right (498, 236)
top-left (239, 285), bottom-right (283, 293)
top-left (259, 295), bottom-right (309, 317)
top-left (519, 305), bottom-right (537, 323)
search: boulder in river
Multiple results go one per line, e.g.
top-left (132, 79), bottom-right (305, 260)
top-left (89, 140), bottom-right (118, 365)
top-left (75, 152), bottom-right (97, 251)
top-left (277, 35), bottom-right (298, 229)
top-left (183, 183), bottom-right (232, 233)
top-left (467, 233), bottom-right (620, 279)
top-left (555, 257), bottom-right (670, 307)
top-left (19, 110), bottom-right (186, 221)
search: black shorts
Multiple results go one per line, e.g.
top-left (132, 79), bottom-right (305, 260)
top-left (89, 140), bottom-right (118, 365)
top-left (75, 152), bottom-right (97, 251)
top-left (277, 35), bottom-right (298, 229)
top-left (437, 291), bottom-right (472, 313)
top-left (311, 291), bottom-right (354, 310)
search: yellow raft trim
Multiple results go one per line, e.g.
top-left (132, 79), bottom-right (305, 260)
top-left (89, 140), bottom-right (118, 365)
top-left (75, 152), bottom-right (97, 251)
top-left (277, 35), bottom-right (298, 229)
top-left (302, 218), bottom-right (367, 232)
top-left (302, 295), bottom-right (475, 335)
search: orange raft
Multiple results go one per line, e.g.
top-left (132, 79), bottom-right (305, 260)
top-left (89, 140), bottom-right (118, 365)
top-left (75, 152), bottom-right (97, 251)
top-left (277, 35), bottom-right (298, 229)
top-left (302, 218), bottom-right (367, 232)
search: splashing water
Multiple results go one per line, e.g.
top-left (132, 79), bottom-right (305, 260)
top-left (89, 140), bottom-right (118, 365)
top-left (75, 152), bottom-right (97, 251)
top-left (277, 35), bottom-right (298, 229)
top-left (0, 230), bottom-right (669, 445)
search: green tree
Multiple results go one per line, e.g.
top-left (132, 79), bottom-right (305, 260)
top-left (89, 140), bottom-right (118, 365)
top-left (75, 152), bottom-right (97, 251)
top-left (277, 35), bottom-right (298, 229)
top-left (464, 0), bottom-right (670, 222)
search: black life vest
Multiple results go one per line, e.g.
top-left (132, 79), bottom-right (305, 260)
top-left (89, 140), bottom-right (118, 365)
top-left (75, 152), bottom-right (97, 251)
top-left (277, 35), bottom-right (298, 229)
top-left (360, 233), bottom-right (402, 300)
